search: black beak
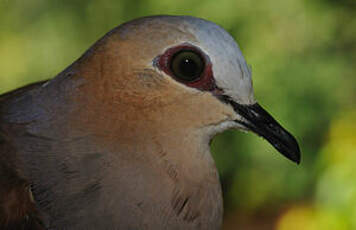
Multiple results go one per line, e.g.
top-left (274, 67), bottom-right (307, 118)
top-left (221, 96), bottom-right (301, 164)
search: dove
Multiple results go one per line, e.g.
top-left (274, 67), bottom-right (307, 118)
top-left (0, 15), bottom-right (300, 230)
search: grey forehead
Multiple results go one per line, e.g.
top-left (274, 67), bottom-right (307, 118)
top-left (180, 16), bottom-right (237, 48)
top-left (144, 15), bottom-right (241, 50)
top-left (180, 16), bottom-right (250, 76)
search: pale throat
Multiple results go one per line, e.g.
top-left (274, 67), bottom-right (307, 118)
top-left (139, 126), bottom-right (221, 185)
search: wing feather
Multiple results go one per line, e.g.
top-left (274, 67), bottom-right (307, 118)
top-left (0, 82), bottom-right (47, 230)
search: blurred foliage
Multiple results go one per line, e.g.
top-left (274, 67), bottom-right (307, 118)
top-left (276, 110), bottom-right (356, 230)
top-left (0, 0), bottom-right (355, 229)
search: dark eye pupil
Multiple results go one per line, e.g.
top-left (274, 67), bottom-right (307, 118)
top-left (171, 51), bottom-right (204, 81)
top-left (180, 58), bottom-right (198, 78)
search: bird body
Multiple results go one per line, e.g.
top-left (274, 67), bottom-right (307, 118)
top-left (0, 16), bottom-right (300, 229)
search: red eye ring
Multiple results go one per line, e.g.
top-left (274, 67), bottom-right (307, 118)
top-left (155, 43), bottom-right (217, 91)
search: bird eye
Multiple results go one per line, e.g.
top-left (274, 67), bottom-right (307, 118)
top-left (170, 50), bottom-right (204, 82)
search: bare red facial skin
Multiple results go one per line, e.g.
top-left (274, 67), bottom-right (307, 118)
top-left (154, 43), bottom-right (223, 94)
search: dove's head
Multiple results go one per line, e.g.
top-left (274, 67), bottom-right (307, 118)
top-left (73, 15), bottom-right (300, 163)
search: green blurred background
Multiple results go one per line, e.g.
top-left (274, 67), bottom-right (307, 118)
top-left (0, 0), bottom-right (355, 229)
